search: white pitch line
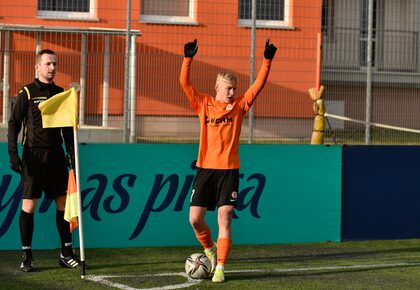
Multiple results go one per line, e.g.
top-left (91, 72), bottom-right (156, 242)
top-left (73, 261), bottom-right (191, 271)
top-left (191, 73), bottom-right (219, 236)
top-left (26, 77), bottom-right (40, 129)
top-left (84, 262), bottom-right (420, 290)
top-left (84, 272), bottom-right (201, 290)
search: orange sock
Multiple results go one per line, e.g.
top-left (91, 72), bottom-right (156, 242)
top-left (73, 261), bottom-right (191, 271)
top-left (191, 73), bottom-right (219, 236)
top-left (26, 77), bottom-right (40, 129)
top-left (194, 229), bottom-right (213, 249)
top-left (216, 238), bottom-right (232, 266)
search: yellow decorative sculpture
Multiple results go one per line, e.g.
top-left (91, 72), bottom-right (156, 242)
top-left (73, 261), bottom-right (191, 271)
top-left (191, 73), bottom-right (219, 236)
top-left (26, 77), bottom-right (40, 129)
top-left (309, 86), bottom-right (326, 144)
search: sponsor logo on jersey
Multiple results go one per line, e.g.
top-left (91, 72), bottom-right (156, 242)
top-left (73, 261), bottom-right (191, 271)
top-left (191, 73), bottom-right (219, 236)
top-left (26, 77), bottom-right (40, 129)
top-left (204, 116), bottom-right (233, 125)
top-left (33, 96), bottom-right (48, 104)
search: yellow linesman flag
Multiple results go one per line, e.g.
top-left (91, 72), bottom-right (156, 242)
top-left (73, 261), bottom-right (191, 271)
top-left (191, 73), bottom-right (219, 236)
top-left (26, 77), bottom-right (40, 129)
top-left (38, 87), bottom-right (78, 128)
top-left (65, 169), bottom-right (79, 233)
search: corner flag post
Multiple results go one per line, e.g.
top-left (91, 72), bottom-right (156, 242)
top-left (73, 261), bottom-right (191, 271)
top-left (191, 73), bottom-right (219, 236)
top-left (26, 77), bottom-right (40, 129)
top-left (38, 87), bottom-right (86, 278)
top-left (73, 124), bottom-right (86, 277)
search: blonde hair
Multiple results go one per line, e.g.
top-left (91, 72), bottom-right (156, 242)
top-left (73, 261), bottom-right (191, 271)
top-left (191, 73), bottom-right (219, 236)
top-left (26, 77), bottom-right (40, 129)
top-left (216, 71), bottom-right (237, 84)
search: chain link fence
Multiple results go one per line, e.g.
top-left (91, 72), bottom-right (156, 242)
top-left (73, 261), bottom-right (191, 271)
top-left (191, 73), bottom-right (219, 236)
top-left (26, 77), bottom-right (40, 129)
top-left (322, 0), bottom-right (420, 144)
top-left (1, 0), bottom-right (419, 144)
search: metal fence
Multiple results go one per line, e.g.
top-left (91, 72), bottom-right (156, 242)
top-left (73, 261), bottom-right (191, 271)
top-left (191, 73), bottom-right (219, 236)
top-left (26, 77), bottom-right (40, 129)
top-left (322, 0), bottom-right (420, 144)
top-left (1, 0), bottom-right (420, 145)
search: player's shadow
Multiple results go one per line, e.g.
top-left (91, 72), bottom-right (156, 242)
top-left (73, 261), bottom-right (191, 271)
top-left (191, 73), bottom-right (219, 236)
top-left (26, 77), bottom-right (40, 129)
top-left (231, 246), bottom-right (420, 264)
top-left (226, 263), bottom-right (420, 282)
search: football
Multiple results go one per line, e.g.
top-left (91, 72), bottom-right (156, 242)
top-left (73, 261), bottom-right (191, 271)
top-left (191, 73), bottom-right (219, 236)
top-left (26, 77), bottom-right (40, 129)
top-left (185, 253), bottom-right (212, 279)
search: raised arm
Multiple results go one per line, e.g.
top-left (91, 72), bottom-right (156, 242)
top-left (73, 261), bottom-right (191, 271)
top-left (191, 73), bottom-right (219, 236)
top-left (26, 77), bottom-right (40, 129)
top-left (180, 39), bottom-right (201, 107)
top-left (242, 39), bottom-right (277, 110)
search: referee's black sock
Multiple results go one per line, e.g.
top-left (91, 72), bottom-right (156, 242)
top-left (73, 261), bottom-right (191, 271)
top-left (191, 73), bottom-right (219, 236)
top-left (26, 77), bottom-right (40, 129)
top-left (56, 210), bottom-right (73, 257)
top-left (19, 210), bottom-right (34, 258)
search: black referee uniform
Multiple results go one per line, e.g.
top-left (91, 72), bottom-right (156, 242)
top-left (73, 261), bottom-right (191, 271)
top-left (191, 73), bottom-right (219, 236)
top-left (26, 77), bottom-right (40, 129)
top-left (8, 78), bottom-right (79, 271)
top-left (8, 78), bottom-right (74, 199)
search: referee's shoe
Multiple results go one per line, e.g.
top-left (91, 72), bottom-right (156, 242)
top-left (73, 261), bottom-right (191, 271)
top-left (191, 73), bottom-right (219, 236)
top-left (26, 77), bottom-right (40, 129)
top-left (20, 253), bottom-right (35, 272)
top-left (59, 253), bottom-right (81, 268)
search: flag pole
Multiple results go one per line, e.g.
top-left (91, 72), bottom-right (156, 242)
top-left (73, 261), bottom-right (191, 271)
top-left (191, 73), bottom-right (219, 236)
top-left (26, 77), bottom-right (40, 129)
top-left (73, 124), bottom-right (86, 277)
top-left (38, 87), bottom-right (86, 276)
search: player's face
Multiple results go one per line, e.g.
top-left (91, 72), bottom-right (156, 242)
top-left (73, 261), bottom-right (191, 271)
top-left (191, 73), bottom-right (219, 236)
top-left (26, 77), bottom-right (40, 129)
top-left (36, 53), bottom-right (57, 83)
top-left (215, 79), bottom-right (237, 104)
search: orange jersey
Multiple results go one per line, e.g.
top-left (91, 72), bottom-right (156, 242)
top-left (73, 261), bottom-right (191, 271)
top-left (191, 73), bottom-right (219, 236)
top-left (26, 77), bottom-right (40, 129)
top-left (180, 57), bottom-right (272, 169)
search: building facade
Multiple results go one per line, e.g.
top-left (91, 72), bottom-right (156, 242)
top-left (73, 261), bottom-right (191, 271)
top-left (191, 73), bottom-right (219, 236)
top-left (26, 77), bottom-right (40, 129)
top-left (1, 1), bottom-right (324, 142)
top-left (322, 0), bottom-right (420, 138)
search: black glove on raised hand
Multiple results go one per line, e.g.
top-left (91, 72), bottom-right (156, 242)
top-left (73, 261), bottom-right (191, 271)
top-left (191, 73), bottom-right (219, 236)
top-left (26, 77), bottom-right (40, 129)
top-left (264, 39), bottom-right (277, 60)
top-left (9, 151), bottom-right (22, 174)
top-left (66, 147), bottom-right (76, 170)
top-left (184, 39), bottom-right (198, 58)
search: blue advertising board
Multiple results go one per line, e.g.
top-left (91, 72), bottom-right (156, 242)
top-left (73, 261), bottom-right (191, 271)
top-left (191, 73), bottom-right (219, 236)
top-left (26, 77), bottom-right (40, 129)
top-left (342, 145), bottom-right (420, 240)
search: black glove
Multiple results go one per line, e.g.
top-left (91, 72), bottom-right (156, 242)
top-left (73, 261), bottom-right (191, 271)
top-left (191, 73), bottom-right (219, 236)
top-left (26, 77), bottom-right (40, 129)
top-left (184, 39), bottom-right (198, 58)
top-left (66, 147), bottom-right (76, 170)
top-left (9, 151), bottom-right (22, 174)
top-left (264, 39), bottom-right (277, 60)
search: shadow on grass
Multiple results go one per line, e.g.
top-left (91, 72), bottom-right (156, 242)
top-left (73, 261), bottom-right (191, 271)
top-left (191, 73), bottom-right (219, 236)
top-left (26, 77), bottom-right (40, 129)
top-left (227, 263), bottom-right (420, 282)
top-left (231, 246), bottom-right (420, 264)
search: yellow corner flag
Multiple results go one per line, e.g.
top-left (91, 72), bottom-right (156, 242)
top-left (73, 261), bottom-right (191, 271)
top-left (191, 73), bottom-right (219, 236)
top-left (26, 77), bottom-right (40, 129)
top-left (65, 169), bottom-right (79, 233)
top-left (38, 87), bottom-right (78, 128)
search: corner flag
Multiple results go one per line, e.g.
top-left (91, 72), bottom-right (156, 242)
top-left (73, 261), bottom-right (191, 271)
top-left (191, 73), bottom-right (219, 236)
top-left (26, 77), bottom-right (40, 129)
top-left (38, 87), bottom-right (78, 128)
top-left (38, 86), bottom-right (87, 276)
top-left (65, 169), bottom-right (79, 232)
top-left (64, 169), bottom-right (79, 232)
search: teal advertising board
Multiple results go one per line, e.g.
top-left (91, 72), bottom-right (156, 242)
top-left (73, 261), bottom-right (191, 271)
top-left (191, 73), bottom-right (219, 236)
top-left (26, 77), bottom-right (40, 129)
top-left (0, 144), bottom-right (341, 250)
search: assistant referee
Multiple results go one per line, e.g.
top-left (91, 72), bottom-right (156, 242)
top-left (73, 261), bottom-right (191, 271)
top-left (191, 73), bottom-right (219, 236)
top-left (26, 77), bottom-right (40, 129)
top-left (8, 49), bottom-right (80, 272)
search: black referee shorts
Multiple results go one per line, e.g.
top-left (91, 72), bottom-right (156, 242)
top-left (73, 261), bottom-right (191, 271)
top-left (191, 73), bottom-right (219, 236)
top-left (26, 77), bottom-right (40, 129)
top-left (21, 146), bottom-right (68, 200)
top-left (190, 167), bottom-right (239, 211)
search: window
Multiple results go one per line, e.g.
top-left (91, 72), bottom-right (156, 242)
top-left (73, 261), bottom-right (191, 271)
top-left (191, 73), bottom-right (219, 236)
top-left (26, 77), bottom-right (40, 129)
top-left (322, 0), bottom-right (335, 40)
top-left (238, 0), bottom-right (289, 28)
top-left (38, 0), bottom-right (94, 20)
top-left (360, 0), bottom-right (378, 67)
top-left (141, 0), bottom-right (196, 24)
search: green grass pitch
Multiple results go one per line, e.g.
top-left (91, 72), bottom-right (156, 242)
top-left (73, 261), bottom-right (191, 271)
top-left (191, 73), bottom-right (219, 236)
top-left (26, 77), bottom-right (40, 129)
top-left (2, 239), bottom-right (420, 289)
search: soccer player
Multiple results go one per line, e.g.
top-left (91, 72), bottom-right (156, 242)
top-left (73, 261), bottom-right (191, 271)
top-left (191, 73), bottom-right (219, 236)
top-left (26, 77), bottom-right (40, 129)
top-left (8, 49), bottom-right (80, 272)
top-left (180, 39), bottom-right (276, 282)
